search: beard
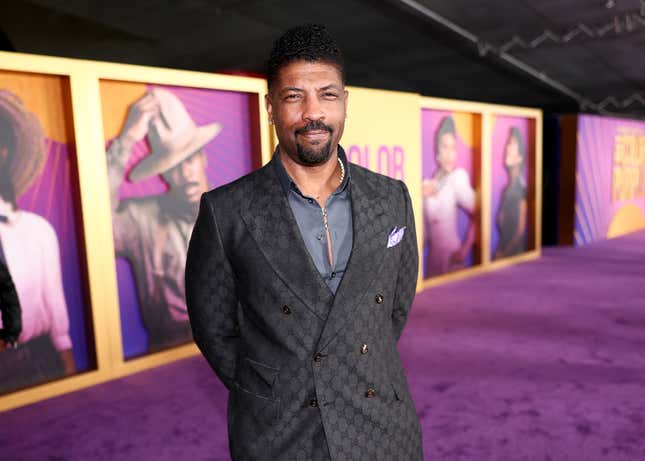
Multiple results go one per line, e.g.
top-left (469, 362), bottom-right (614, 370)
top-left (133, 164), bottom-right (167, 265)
top-left (294, 120), bottom-right (333, 166)
top-left (296, 138), bottom-right (332, 165)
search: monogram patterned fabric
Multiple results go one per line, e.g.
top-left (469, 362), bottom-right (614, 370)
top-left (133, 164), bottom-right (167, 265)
top-left (186, 156), bottom-right (422, 460)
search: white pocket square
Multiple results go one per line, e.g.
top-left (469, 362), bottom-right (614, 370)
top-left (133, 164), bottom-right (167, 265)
top-left (387, 226), bottom-right (407, 248)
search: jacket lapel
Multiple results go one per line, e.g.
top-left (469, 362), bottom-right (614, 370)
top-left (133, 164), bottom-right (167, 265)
top-left (240, 162), bottom-right (334, 319)
top-left (315, 166), bottom-right (392, 350)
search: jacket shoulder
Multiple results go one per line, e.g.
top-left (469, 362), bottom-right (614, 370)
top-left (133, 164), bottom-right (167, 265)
top-left (202, 164), bottom-right (272, 209)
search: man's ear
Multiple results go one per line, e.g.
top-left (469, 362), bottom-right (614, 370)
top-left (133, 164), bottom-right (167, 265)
top-left (265, 93), bottom-right (273, 124)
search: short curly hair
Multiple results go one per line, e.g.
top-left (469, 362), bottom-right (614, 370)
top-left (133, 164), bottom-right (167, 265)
top-left (267, 24), bottom-right (345, 91)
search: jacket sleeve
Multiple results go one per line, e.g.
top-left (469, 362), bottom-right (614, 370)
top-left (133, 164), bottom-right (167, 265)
top-left (391, 180), bottom-right (419, 342)
top-left (185, 193), bottom-right (239, 391)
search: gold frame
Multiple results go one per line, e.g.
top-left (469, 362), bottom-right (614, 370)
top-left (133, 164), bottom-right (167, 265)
top-left (417, 97), bottom-right (543, 291)
top-left (0, 51), bottom-right (271, 411)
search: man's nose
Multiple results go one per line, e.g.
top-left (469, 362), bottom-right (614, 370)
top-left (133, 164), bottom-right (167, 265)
top-left (178, 161), bottom-right (192, 179)
top-left (302, 95), bottom-right (324, 122)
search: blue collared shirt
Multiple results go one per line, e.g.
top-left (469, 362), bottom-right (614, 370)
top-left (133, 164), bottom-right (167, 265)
top-left (273, 146), bottom-right (353, 294)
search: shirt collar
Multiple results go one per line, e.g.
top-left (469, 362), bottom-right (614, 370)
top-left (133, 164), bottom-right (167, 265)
top-left (272, 145), bottom-right (351, 199)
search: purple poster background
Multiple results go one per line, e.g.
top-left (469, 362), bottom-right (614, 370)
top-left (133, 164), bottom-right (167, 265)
top-left (574, 114), bottom-right (645, 245)
top-left (421, 109), bottom-right (478, 278)
top-left (490, 116), bottom-right (531, 257)
top-left (16, 140), bottom-right (91, 372)
top-left (105, 84), bottom-right (255, 359)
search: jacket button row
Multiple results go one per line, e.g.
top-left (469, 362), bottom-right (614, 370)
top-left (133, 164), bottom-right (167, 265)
top-left (375, 293), bottom-right (384, 304)
top-left (365, 388), bottom-right (376, 398)
top-left (282, 305), bottom-right (291, 315)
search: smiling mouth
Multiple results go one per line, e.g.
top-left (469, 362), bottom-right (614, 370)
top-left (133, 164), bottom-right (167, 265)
top-left (297, 129), bottom-right (329, 137)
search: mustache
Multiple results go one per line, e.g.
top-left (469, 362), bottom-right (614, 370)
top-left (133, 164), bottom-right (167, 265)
top-left (295, 120), bottom-right (332, 135)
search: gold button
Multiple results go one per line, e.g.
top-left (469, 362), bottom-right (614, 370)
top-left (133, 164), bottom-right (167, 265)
top-left (360, 344), bottom-right (368, 354)
top-left (313, 352), bottom-right (323, 362)
top-left (375, 293), bottom-right (384, 304)
top-left (282, 305), bottom-right (291, 315)
top-left (365, 388), bottom-right (376, 398)
top-left (310, 398), bottom-right (318, 407)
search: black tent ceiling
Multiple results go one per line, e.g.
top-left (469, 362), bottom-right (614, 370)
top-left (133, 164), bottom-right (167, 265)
top-left (1, 0), bottom-right (643, 117)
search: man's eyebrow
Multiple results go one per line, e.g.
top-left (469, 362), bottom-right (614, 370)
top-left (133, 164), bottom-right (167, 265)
top-left (320, 84), bottom-right (342, 91)
top-left (279, 87), bottom-right (304, 94)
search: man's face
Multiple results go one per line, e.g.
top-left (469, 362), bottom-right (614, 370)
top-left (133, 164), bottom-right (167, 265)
top-left (266, 60), bottom-right (348, 166)
top-left (164, 150), bottom-right (209, 205)
top-left (437, 132), bottom-right (457, 173)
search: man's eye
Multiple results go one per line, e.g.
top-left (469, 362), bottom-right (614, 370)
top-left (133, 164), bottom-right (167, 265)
top-left (323, 92), bottom-right (338, 99)
top-left (285, 94), bottom-right (300, 101)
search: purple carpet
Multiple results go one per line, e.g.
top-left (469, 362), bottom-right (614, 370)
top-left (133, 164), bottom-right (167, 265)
top-left (2, 231), bottom-right (645, 460)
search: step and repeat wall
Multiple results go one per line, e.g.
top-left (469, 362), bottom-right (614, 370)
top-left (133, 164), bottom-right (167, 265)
top-left (0, 52), bottom-right (541, 411)
top-left (556, 114), bottom-right (645, 246)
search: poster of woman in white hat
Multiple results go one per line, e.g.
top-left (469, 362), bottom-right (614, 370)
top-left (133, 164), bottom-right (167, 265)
top-left (101, 81), bottom-right (258, 359)
top-left (0, 73), bottom-right (93, 395)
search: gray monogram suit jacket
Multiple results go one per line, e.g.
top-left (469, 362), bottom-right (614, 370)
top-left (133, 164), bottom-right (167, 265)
top-left (185, 156), bottom-right (423, 461)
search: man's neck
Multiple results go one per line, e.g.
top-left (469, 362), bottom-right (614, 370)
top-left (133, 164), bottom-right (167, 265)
top-left (280, 149), bottom-right (342, 207)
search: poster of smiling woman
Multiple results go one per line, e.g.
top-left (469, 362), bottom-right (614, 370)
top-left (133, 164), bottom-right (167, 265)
top-left (0, 71), bottom-right (93, 395)
top-left (421, 110), bottom-right (481, 279)
top-left (100, 80), bottom-right (260, 359)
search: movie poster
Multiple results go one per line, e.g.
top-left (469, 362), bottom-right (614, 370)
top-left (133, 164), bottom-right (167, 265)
top-left (0, 71), bottom-right (93, 394)
top-left (574, 115), bottom-right (645, 245)
top-left (421, 109), bottom-right (481, 278)
top-left (100, 81), bottom-right (259, 359)
top-left (490, 115), bottom-right (534, 260)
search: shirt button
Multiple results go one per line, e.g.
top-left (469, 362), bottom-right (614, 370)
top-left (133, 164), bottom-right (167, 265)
top-left (282, 305), bottom-right (291, 315)
top-left (375, 293), bottom-right (384, 304)
top-left (310, 398), bottom-right (318, 407)
top-left (360, 344), bottom-right (368, 354)
top-left (330, 272), bottom-right (336, 279)
top-left (317, 233), bottom-right (324, 241)
top-left (308, 199), bottom-right (314, 204)
top-left (313, 352), bottom-right (323, 362)
top-left (365, 388), bottom-right (376, 398)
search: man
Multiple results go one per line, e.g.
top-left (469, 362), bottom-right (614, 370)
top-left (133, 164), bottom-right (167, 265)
top-left (107, 88), bottom-right (221, 352)
top-left (186, 24), bottom-right (423, 460)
